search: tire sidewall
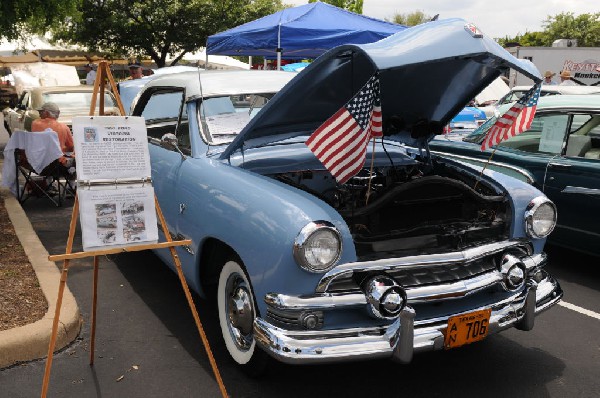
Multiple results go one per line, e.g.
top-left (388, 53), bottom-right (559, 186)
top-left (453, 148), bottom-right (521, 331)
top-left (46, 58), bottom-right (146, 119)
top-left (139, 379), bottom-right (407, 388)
top-left (217, 260), bottom-right (256, 365)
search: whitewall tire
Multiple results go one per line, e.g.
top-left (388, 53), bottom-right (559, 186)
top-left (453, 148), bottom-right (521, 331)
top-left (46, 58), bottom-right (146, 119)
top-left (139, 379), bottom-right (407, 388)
top-left (217, 260), bottom-right (257, 365)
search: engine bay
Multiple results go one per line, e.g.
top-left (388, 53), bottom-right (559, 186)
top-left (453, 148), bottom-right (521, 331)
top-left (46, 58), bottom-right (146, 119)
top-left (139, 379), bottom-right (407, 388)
top-left (272, 158), bottom-right (510, 260)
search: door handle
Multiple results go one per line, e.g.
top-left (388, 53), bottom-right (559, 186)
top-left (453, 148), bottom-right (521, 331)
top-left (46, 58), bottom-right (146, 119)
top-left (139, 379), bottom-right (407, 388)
top-left (548, 162), bottom-right (571, 169)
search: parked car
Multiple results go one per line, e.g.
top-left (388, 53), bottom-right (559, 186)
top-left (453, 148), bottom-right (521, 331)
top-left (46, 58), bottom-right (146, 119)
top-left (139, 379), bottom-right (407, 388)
top-left (131, 19), bottom-right (562, 373)
top-left (2, 85), bottom-right (121, 135)
top-left (430, 94), bottom-right (600, 256)
top-left (448, 106), bottom-right (487, 132)
top-left (495, 84), bottom-right (600, 109)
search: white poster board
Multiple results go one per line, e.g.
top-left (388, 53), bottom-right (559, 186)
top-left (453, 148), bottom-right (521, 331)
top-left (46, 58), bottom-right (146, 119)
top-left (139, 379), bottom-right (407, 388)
top-left (538, 116), bottom-right (568, 154)
top-left (78, 186), bottom-right (158, 251)
top-left (72, 116), bottom-right (158, 251)
top-left (72, 116), bottom-right (151, 181)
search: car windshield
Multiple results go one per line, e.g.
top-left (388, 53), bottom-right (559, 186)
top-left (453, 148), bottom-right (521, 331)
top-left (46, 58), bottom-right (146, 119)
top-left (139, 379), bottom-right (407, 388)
top-left (199, 94), bottom-right (273, 145)
top-left (42, 92), bottom-right (116, 110)
top-left (463, 116), bottom-right (497, 143)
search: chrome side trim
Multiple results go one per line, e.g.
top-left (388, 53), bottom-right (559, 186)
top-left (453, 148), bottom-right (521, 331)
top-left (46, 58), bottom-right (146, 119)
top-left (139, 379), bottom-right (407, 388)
top-left (431, 151), bottom-right (535, 184)
top-left (562, 186), bottom-right (600, 195)
top-left (174, 233), bottom-right (195, 255)
top-left (316, 240), bottom-right (529, 293)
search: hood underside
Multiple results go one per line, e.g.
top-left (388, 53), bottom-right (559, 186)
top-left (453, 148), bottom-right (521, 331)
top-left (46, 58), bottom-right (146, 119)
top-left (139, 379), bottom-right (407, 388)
top-left (220, 18), bottom-right (541, 159)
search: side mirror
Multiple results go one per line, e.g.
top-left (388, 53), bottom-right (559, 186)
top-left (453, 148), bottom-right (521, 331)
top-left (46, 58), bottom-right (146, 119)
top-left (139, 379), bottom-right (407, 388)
top-left (160, 133), bottom-right (178, 149)
top-left (160, 133), bottom-right (187, 160)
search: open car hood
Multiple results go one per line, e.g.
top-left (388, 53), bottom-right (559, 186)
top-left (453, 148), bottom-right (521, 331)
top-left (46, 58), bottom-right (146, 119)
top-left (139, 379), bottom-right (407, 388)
top-left (220, 18), bottom-right (541, 159)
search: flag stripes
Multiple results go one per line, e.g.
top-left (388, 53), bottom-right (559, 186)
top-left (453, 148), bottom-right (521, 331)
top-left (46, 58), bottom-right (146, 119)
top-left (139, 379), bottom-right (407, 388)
top-left (305, 75), bottom-right (382, 183)
top-left (481, 82), bottom-right (541, 151)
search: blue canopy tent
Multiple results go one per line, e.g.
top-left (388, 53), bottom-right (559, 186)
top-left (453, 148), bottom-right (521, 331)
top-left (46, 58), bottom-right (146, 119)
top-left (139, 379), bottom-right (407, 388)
top-left (206, 2), bottom-right (406, 69)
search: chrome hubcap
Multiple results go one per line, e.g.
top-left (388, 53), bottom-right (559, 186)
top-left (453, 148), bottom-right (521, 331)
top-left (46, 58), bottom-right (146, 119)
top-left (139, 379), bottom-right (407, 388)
top-left (226, 274), bottom-right (254, 350)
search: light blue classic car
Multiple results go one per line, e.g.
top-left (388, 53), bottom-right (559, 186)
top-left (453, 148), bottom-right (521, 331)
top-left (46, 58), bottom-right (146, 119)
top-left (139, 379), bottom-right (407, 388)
top-left (131, 19), bottom-right (562, 373)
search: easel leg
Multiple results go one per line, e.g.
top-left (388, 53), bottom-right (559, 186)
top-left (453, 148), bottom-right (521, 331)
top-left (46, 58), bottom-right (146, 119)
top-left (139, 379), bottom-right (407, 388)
top-left (41, 197), bottom-right (79, 398)
top-left (40, 260), bottom-right (69, 398)
top-left (90, 256), bottom-right (99, 365)
top-left (154, 197), bottom-right (229, 398)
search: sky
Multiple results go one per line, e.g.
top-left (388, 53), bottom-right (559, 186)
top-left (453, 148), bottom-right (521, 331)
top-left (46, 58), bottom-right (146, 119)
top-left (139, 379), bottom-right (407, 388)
top-left (284, 0), bottom-right (599, 39)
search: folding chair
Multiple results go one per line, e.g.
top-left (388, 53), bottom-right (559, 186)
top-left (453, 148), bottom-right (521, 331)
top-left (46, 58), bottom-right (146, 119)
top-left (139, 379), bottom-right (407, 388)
top-left (14, 149), bottom-right (76, 206)
top-left (2, 130), bottom-right (76, 207)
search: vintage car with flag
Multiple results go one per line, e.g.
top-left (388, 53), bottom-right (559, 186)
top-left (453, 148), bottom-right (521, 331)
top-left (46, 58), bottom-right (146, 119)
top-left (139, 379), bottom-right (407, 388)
top-left (130, 18), bottom-right (562, 374)
top-left (430, 94), bottom-right (600, 256)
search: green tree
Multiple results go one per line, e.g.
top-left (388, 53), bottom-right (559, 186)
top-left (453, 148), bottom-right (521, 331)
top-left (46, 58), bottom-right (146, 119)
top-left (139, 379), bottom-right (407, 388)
top-left (543, 12), bottom-right (600, 47)
top-left (0, 0), bottom-right (79, 41)
top-left (308, 0), bottom-right (363, 15)
top-left (497, 12), bottom-right (599, 47)
top-left (497, 31), bottom-right (548, 47)
top-left (386, 11), bottom-right (431, 27)
top-left (52, 0), bottom-right (283, 67)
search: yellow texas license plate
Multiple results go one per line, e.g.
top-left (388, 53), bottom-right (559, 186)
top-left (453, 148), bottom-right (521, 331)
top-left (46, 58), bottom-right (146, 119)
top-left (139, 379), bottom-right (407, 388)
top-left (444, 309), bottom-right (492, 350)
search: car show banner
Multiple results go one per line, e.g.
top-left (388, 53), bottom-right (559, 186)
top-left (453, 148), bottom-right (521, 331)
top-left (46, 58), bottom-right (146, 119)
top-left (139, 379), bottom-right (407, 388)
top-left (72, 116), bottom-right (158, 251)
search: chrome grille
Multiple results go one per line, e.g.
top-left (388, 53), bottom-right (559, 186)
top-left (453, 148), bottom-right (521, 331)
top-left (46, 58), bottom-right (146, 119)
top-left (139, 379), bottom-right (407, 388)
top-left (326, 257), bottom-right (497, 293)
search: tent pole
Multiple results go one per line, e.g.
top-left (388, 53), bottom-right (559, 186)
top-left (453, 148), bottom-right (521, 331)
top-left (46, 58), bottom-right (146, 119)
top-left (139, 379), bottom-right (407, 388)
top-left (277, 48), bottom-right (281, 71)
top-left (249, 56), bottom-right (252, 69)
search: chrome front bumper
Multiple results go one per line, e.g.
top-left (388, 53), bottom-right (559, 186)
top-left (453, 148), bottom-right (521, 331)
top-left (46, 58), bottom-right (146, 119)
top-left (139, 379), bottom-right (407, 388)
top-left (253, 248), bottom-right (563, 365)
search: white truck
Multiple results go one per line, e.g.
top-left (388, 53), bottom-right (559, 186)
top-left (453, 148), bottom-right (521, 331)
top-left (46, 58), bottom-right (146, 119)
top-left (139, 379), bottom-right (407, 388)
top-left (506, 45), bottom-right (600, 87)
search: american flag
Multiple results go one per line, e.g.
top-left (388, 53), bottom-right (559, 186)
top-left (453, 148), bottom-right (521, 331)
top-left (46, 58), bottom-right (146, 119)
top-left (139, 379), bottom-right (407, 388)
top-left (481, 82), bottom-right (541, 151)
top-left (305, 75), bottom-right (382, 184)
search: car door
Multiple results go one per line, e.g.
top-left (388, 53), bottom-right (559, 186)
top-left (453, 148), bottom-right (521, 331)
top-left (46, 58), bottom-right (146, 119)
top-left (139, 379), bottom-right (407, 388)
top-left (543, 112), bottom-right (600, 253)
top-left (137, 88), bottom-right (187, 237)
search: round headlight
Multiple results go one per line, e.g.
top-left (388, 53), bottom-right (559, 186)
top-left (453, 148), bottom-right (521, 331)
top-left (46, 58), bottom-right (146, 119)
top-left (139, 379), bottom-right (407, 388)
top-left (294, 221), bottom-right (342, 273)
top-left (524, 197), bottom-right (557, 238)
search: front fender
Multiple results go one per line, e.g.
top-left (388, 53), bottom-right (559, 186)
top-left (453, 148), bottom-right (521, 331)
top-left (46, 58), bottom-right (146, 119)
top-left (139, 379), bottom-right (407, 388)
top-left (438, 156), bottom-right (550, 253)
top-left (175, 157), bottom-right (355, 313)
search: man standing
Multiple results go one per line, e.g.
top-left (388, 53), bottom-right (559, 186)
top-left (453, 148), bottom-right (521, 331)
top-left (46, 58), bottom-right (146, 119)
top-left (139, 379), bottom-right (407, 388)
top-left (84, 64), bottom-right (97, 85)
top-left (127, 62), bottom-right (143, 80)
top-left (543, 70), bottom-right (557, 85)
top-left (559, 70), bottom-right (577, 86)
top-left (31, 102), bottom-right (74, 165)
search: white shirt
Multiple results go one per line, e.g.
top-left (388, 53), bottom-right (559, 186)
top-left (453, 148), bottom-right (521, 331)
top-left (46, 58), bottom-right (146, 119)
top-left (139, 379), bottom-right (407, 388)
top-left (559, 79), bottom-right (577, 86)
top-left (86, 70), bottom-right (97, 85)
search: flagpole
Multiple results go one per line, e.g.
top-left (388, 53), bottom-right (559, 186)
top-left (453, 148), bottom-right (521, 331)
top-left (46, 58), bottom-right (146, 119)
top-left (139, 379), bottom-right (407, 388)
top-left (474, 146), bottom-right (498, 190)
top-left (366, 137), bottom-right (377, 205)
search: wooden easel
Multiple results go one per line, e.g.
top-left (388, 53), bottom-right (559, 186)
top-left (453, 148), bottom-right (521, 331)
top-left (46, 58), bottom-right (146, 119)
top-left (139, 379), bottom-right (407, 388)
top-left (40, 62), bottom-right (228, 398)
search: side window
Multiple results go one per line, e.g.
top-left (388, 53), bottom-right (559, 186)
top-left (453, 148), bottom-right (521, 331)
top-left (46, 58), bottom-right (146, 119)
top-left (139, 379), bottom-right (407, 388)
top-left (140, 90), bottom-right (184, 140)
top-left (498, 113), bottom-right (569, 155)
top-left (565, 114), bottom-right (600, 159)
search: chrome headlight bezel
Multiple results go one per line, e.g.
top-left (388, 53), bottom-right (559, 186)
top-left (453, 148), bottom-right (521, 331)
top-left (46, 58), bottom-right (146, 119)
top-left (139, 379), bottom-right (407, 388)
top-left (524, 196), bottom-right (557, 239)
top-left (293, 221), bottom-right (342, 273)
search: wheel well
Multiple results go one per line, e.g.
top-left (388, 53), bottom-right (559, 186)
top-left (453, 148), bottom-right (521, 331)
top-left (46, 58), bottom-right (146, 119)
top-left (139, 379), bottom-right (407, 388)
top-left (199, 238), bottom-right (238, 295)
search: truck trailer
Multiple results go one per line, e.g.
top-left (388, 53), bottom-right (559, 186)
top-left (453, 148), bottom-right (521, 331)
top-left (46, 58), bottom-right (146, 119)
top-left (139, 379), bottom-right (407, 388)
top-left (506, 46), bottom-right (600, 87)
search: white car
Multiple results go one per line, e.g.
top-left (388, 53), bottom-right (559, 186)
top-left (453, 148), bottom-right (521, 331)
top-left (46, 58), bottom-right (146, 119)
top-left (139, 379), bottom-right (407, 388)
top-left (3, 85), bottom-right (121, 135)
top-left (496, 84), bottom-right (600, 108)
